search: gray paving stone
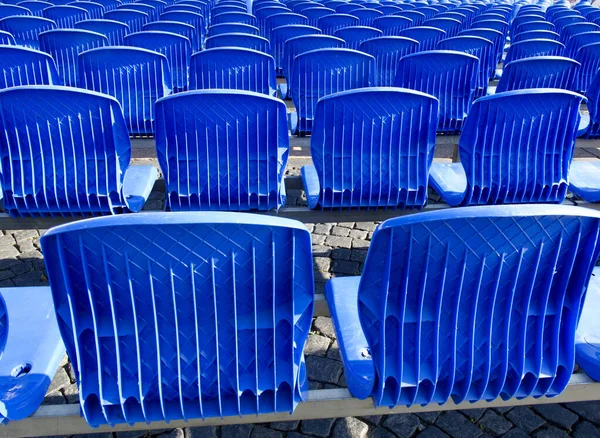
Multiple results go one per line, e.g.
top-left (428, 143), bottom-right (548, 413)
top-left (332, 417), bottom-right (369, 438)
top-left (505, 407), bottom-right (546, 434)
top-left (42, 389), bottom-right (65, 405)
top-left (305, 224), bottom-right (315, 233)
top-left (327, 340), bottom-right (341, 361)
top-left (309, 381), bottom-right (322, 390)
top-left (478, 410), bottom-right (513, 436)
top-left (331, 260), bottom-right (360, 275)
top-left (325, 235), bottom-right (352, 249)
top-left (349, 229), bottom-right (368, 239)
top-left (436, 411), bottom-right (483, 438)
top-left (312, 235), bottom-right (327, 245)
top-left (383, 414), bottom-right (420, 438)
top-left (288, 433), bottom-right (312, 438)
top-left (13, 230), bottom-right (38, 241)
top-left (0, 245), bottom-right (19, 258)
top-left (71, 433), bottom-right (112, 438)
top-left (531, 426), bottom-right (569, 438)
top-left (368, 427), bottom-right (395, 438)
top-left (10, 261), bottom-right (33, 275)
top-left (0, 270), bottom-right (15, 281)
top-left (306, 356), bottom-right (343, 384)
top-left (337, 372), bottom-right (347, 387)
top-left (48, 366), bottom-right (72, 393)
top-left (417, 426), bottom-right (450, 438)
top-left (305, 335), bottom-right (330, 357)
top-left (0, 279), bottom-right (14, 287)
top-left (573, 421), bottom-right (600, 437)
top-left (338, 222), bottom-right (355, 228)
top-left (313, 317), bottom-right (336, 338)
top-left (157, 429), bottom-right (184, 438)
top-left (360, 416), bottom-right (382, 425)
top-left (221, 424), bottom-right (253, 438)
top-left (270, 421), bottom-right (299, 431)
top-left (415, 412), bottom-right (440, 424)
top-left (332, 226), bottom-right (351, 237)
top-left (314, 224), bottom-right (333, 235)
top-left (331, 248), bottom-right (351, 260)
top-left (493, 408), bottom-right (513, 415)
top-left (12, 270), bottom-right (44, 286)
top-left (0, 234), bottom-right (16, 245)
top-left (115, 431), bottom-right (147, 438)
top-left (500, 428), bottom-right (529, 438)
top-left (565, 401), bottom-right (600, 424)
top-left (18, 250), bottom-right (43, 260)
top-left (301, 418), bottom-right (336, 437)
top-left (355, 223), bottom-right (377, 232)
top-left (533, 404), bottom-right (578, 430)
top-left (461, 409), bottom-right (486, 421)
top-left (250, 426), bottom-right (282, 438)
top-left (312, 245), bottom-right (332, 257)
top-left (61, 382), bottom-right (79, 404)
top-left (350, 250), bottom-right (367, 263)
top-left (313, 257), bottom-right (331, 272)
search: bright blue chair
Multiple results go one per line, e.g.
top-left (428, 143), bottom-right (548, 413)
top-left (496, 57), bottom-right (580, 93)
top-left (471, 18), bottom-right (509, 38)
top-left (337, 3), bottom-right (361, 14)
top-left (159, 10), bottom-right (204, 45)
top-left (205, 32), bottom-right (269, 52)
top-left (302, 88), bottom-right (438, 210)
top-left (334, 25), bottom-right (381, 50)
top-left (16, 0), bottom-right (50, 16)
top-left (104, 8), bottom-right (149, 32)
top-left (374, 4), bottom-right (402, 15)
top-left (372, 15), bottom-right (412, 35)
top-left (576, 42), bottom-right (600, 92)
top-left (208, 22), bottom-right (259, 35)
top-left (574, 68), bottom-right (600, 140)
top-left (40, 210), bottom-right (313, 426)
top-left (0, 16), bottom-right (56, 49)
top-left (515, 20), bottom-right (555, 34)
top-left (0, 86), bottom-right (158, 216)
top-left (576, 263), bottom-right (600, 383)
top-left (78, 47), bottom-right (172, 135)
top-left (395, 10), bottom-right (425, 26)
top-left (318, 12), bottom-right (359, 35)
top-left (280, 33), bottom-right (344, 98)
top-left (140, 0), bottom-right (167, 15)
top-left (360, 35), bottom-right (418, 86)
top-left (0, 45), bottom-right (60, 89)
top-left (294, 1), bottom-right (320, 14)
top-left (327, 204), bottom-right (600, 407)
top-left (398, 26), bottom-right (445, 51)
top-left (254, 5), bottom-right (289, 35)
top-left (117, 3), bottom-right (157, 20)
top-left (0, 4), bottom-right (31, 19)
top-left (155, 90), bottom-right (289, 211)
top-left (270, 24), bottom-right (320, 73)
top-left (144, 20), bottom-right (198, 51)
top-left (422, 17), bottom-right (461, 37)
top-left (74, 19), bottom-right (129, 45)
top-left (189, 47), bottom-right (276, 96)
top-left (42, 5), bottom-right (89, 28)
top-left (39, 29), bottom-right (107, 87)
top-left (350, 7), bottom-right (383, 26)
top-left (394, 50), bottom-right (478, 133)
top-left (163, 4), bottom-right (203, 15)
top-left (458, 27), bottom-right (504, 77)
top-left (565, 31), bottom-right (600, 59)
top-left (0, 30), bottom-right (15, 44)
top-left (554, 15), bottom-right (586, 34)
top-left (504, 39), bottom-right (564, 65)
top-left (429, 89), bottom-right (585, 206)
top-left (511, 13), bottom-right (544, 33)
top-left (212, 11), bottom-right (257, 25)
top-left (124, 30), bottom-right (192, 92)
top-left (512, 29), bottom-right (559, 42)
top-left (66, 0), bottom-right (104, 18)
top-left (302, 6), bottom-right (335, 28)
top-left (265, 12), bottom-right (308, 40)
top-left (561, 22), bottom-right (600, 43)
top-left (211, 4), bottom-right (246, 15)
top-left (289, 48), bottom-right (375, 135)
top-left (91, 0), bottom-right (119, 11)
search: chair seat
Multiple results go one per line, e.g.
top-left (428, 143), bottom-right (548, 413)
top-left (576, 266), bottom-right (600, 382)
top-left (569, 161), bottom-right (600, 202)
top-left (122, 165), bottom-right (159, 212)
top-left (428, 162), bottom-right (467, 206)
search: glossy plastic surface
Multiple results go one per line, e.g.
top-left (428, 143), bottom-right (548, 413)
top-left (74, 19), bottom-right (130, 45)
top-left (504, 39), bottom-right (565, 64)
top-left (42, 5), bottom-right (89, 28)
top-left (496, 57), bottom-right (580, 93)
top-left (0, 45), bottom-right (60, 89)
top-left (205, 32), bottom-right (270, 52)
top-left (0, 16), bottom-right (56, 49)
top-left (270, 24), bottom-right (320, 73)
top-left (398, 26), bottom-right (446, 51)
top-left (359, 36), bottom-right (418, 86)
top-left (334, 25), bottom-right (381, 50)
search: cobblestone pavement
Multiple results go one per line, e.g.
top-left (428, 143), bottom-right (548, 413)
top-left (4, 149), bottom-right (600, 437)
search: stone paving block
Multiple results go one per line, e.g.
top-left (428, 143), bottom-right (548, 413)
top-left (349, 229), bottom-right (368, 239)
top-left (338, 222), bottom-right (355, 228)
top-left (312, 245), bottom-right (332, 257)
top-left (492, 407), bottom-right (513, 415)
top-left (478, 410), bottom-right (513, 436)
top-left (221, 424), bottom-right (253, 438)
top-left (355, 223), bottom-right (377, 232)
top-left (332, 417), bottom-right (369, 438)
top-left (327, 341), bottom-right (341, 361)
top-left (306, 356), bottom-right (343, 384)
top-left (325, 235), bottom-right (352, 249)
top-left (288, 433), bottom-right (312, 438)
top-left (331, 248), bottom-right (351, 260)
top-left (331, 260), bottom-right (359, 275)
top-left (0, 279), bottom-right (15, 287)
top-left (184, 426), bottom-right (217, 438)
top-left (48, 366), bottom-right (72, 393)
top-left (415, 412), bottom-right (441, 424)
top-left (501, 428), bottom-right (530, 438)
top-left (416, 426), bottom-right (450, 438)
top-left (313, 317), bottom-right (336, 338)
top-left (368, 427), bottom-right (396, 438)
top-left (436, 411), bottom-right (483, 438)
top-left (12, 230), bottom-right (39, 241)
top-left (332, 226), bottom-right (351, 237)
top-left (309, 381), bottom-right (322, 390)
top-left (383, 414), bottom-right (420, 438)
top-left (0, 270), bottom-right (15, 281)
top-left (61, 382), bottom-right (79, 404)
top-left (313, 257), bottom-right (331, 272)
top-left (301, 418), bottom-right (336, 437)
top-left (314, 224), bottom-right (333, 235)
top-left (250, 426), bottom-right (282, 438)
top-left (18, 250), bottom-right (43, 260)
top-left (270, 421), bottom-right (299, 431)
top-left (360, 416), bottom-right (382, 425)
top-left (0, 245), bottom-right (19, 258)
top-left (10, 261), bottom-right (33, 275)
top-left (312, 235), bottom-right (327, 245)
top-left (565, 401), bottom-right (600, 424)
top-left (42, 389), bottom-right (66, 405)
top-left (305, 335), bottom-right (330, 356)
top-left (505, 407), bottom-right (546, 434)
top-left (115, 431), bottom-right (147, 438)
top-left (531, 426), bottom-right (569, 438)
top-left (573, 421), bottom-right (600, 438)
top-left (352, 238), bottom-right (370, 250)
top-left (533, 404), bottom-right (578, 430)
top-left (350, 250), bottom-right (367, 263)
top-left (157, 429), bottom-right (184, 438)
top-left (12, 270), bottom-right (44, 286)
top-left (71, 433), bottom-right (112, 438)
top-left (461, 409), bottom-right (486, 421)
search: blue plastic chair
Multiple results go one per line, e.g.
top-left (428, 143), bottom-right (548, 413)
top-left (514, 20), bottom-right (555, 34)
top-left (394, 50), bottom-right (478, 133)
top-left (42, 5), bottom-right (89, 28)
top-left (74, 19), bottom-right (129, 45)
top-left (350, 7), bottom-right (383, 26)
top-left (144, 20), bottom-right (197, 50)
top-left (280, 34), bottom-right (344, 98)
top-left (437, 35), bottom-right (494, 97)
top-left (575, 264), bottom-right (600, 382)
top-left (270, 24), bottom-right (320, 73)
top-left (205, 32), bottom-right (269, 52)
top-left (429, 89), bottom-right (584, 206)
top-left (504, 39), bottom-right (564, 65)
top-left (90, 0), bottom-right (120, 11)
top-left (554, 15), bottom-right (586, 34)
top-left (104, 9), bottom-right (148, 32)
top-left (413, 6), bottom-right (437, 20)
top-left (78, 47), bottom-right (172, 135)
top-left (16, 0), bottom-right (51, 16)
top-left (561, 22), bottom-right (600, 44)
top-left (471, 19), bottom-right (509, 38)
top-left (294, 1), bottom-right (320, 14)
top-left (117, 3), bottom-right (157, 20)
top-left (398, 26), bottom-right (445, 51)
top-left (318, 13), bottom-right (359, 35)
top-left (163, 4), bottom-right (203, 15)
top-left (422, 17), bottom-right (461, 37)
top-left (511, 13), bottom-right (544, 33)
top-left (39, 29), bottom-right (106, 87)
top-left (360, 35), bottom-right (418, 86)
top-left (564, 31), bottom-right (600, 59)
top-left (208, 22), bottom-right (259, 35)
top-left (254, 5), bottom-right (289, 35)
top-left (395, 10), bottom-right (425, 26)
top-left (0, 4), bottom-right (31, 19)
top-left (66, 1), bottom-right (105, 18)
top-left (334, 25), bottom-right (381, 49)
top-left (302, 88), bottom-right (437, 210)
top-left (496, 57), bottom-right (580, 93)
top-left (0, 45), bottom-right (59, 89)
top-left (374, 4), bottom-right (402, 15)
top-left (512, 29), bottom-right (559, 42)
top-left (0, 86), bottom-right (158, 216)
top-left (337, 3), bottom-right (361, 14)
top-left (458, 27), bottom-right (505, 76)
top-left (211, 4), bottom-right (245, 15)
top-left (264, 12), bottom-right (308, 40)
top-left (41, 210), bottom-right (313, 426)
top-left (327, 204), bottom-right (600, 407)
top-left (574, 42), bottom-right (600, 93)
top-left (323, 0), bottom-right (346, 11)
top-left (212, 11), bottom-right (257, 25)
top-left (472, 12), bottom-right (505, 24)
top-left (575, 68), bottom-right (600, 140)
top-left (140, 0), bottom-right (167, 15)
top-left (302, 7), bottom-right (335, 28)
top-left (124, 30), bottom-right (191, 92)
top-left (155, 90), bottom-right (289, 211)
top-left (289, 48), bottom-right (375, 135)
top-left (0, 30), bottom-right (15, 44)
top-left (159, 10), bottom-right (204, 44)
top-left (372, 15), bottom-right (412, 35)
top-left (0, 16), bottom-right (56, 49)
top-left (189, 47), bottom-right (276, 96)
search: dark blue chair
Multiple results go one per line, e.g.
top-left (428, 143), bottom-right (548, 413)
top-left (564, 30), bottom-right (600, 59)
top-left (0, 30), bottom-right (15, 44)
top-left (458, 27), bottom-right (504, 77)
top-left (255, 5), bottom-right (290, 35)
top-left (413, 5), bottom-right (438, 20)
top-left (429, 89), bottom-right (585, 206)
top-left (334, 25), bottom-right (381, 50)
top-left (574, 42), bottom-right (600, 93)
top-left (16, 0), bottom-right (51, 16)
top-left (554, 15), bottom-right (586, 34)
top-left (212, 11), bottom-right (257, 26)
top-left (471, 18), bottom-right (509, 38)
top-left (302, 88), bottom-right (438, 210)
top-left (208, 22), bottom-right (259, 35)
top-left (78, 47), bottom-right (172, 135)
top-left (289, 48), bottom-right (375, 135)
top-left (265, 12), bottom-right (308, 40)
top-left (0, 16), bottom-right (56, 49)
top-left (395, 10), bottom-right (425, 26)
top-left (117, 3), bottom-right (158, 21)
top-left (360, 35), bottom-right (418, 86)
top-left (159, 10), bottom-right (204, 44)
top-left (504, 39), bottom-right (564, 65)
top-left (155, 90), bottom-right (289, 211)
top-left (422, 17), bottom-right (461, 38)
top-left (66, 0), bottom-right (104, 18)
top-left (42, 5), bottom-right (89, 28)
top-left (574, 68), bottom-right (600, 140)
top-left (270, 24), bottom-right (320, 74)
top-left (496, 57), bottom-right (580, 93)
top-left (561, 22), bottom-right (600, 44)
top-left (189, 47), bottom-right (276, 96)
top-left (205, 32), bottom-right (269, 52)
top-left (374, 4), bottom-right (402, 15)
top-left (394, 50), bottom-right (478, 133)
top-left (302, 6), bottom-right (335, 28)
top-left (350, 7), bottom-right (383, 26)
top-left (372, 15), bottom-right (412, 35)
top-left (0, 4), bottom-right (31, 19)
top-left (515, 20), bottom-right (555, 34)
top-left (398, 26), bottom-right (445, 51)
top-left (318, 12), bottom-right (358, 35)
top-left (211, 4), bottom-right (246, 15)
top-left (0, 45), bottom-right (60, 89)
top-left (90, 0), bottom-right (120, 11)
top-left (74, 18), bottom-right (129, 45)
top-left (512, 29), bottom-right (560, 42)
top-left (104, 8), bottom-right (149, 32)
top-left (0, 86), bottom-right (158, 216)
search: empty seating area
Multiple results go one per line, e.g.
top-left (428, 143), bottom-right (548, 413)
top-left (7, 0), bottom-right (600, 435)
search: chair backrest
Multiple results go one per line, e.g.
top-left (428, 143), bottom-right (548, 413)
top-left (74, 19), bottom-right (129, 45)
top-left (282, 33), bottom-right (343, 83)
top-left (289, 48), bottom-right (375, 134)
top-left (422, 17), bottom-right (461, 38)
top-left (398, 26), bottom-right (445, 51)
top-left (124, 30), bottom-right (191, 91)
top-left (554, 15), bottom-right (586, 33)
top-left (0, 16), bottom-right (56, 49)
top-left (561, 21), bottom-right (600, 43)
top-left (78, 47), bottom-right (172, 135)
top-left (265, 12), bottom-right (308, 39)
top-left (374, 4), bottom-right (402, 15)
top-left (457, 89), bottom-right (584, 205)
top-left (208, 22), bottom-right (259, 35)
top-left (395, 10), bottom-right (425, 26)
top-left (337, 3), bottom-right (361, 14)
top-left (164, 4), bottom-right (203, 15)
top-left (212, 4), bottom-right (246, 15)
top-left (39, 29), bottom-right (107, 87)
top-left (458, 27), bottom-right (504, 67)
top-left (413, 6), bottom-right (437, 20)
top-left (504, 39), bottom-right (564, 64)
top-left (512, 29), bottom-right (559, 42)
top-left (90, 0), bottom-right (119, 11)
top-left (155, 90), bottom-right (289, 211)
top-left (515, 20), bottom-right (555, 34)
top-left (0, 45), bottom-right (59, 89)
top-left (104, 9), bottom-right (148, 32)
top-left (565, 30), bottom-right (600, 59)
top-left (144, 20), bottom-right (198, 50)
top-left (205, 32), bottom-right (269, 52)
top-left (0, 86), bottom-right (133, 217)
top-left (119, 3), bottom-right (158, 20)
top-left (40, 211), bottom-right (313, 425)
top-left (67, 1), bottom-right (104, 18)
top-left (576, 42), bottom-right (600, 92)
top-left (189, 47), bottom-right (276, 96)
top-left (318, 13), bottom-right (358, 35)
top-left (212, 11), bottom-right (257, 25)
top-left (159, 10), bottom-right (204, 45)
top-left (511, 13), bottom-right (544, 32)
top-left (471, 18), bottom-right (509, 36)
top-left (360, 35), bottom-right (418, 86)
top-left (18, 1), bottom-right (52, 16)
top-left (582, 68), bottom-right (600, 138)
top-left (140, 0), bottom-right (167, 15)
top-left (357, 204), bottom-right (600, 407)
top-left (255, 5), bottom-right (289, 34)
top-left (372, 15), bottom-right (412, 36)
top-left (302, 7), bottom-right (334, 28)
top-left (270, 24), bottom-right (320, 73)
top-left (496, 56), bottom-right (580, 93)
top-left (0, 30), bottom-right (15, 44)
top-left (0, 4), bottom-right (31, 19)
top-left (334, 25), bottom-right (381, 50)
top-left (294, 1), bottom-right (320, 14)
top-left (394, 50), bottom-right (478, 132)
top-left (309, 88), bottom-right (438, 209)
top-left (350, 7), bottom-right (382, 26)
